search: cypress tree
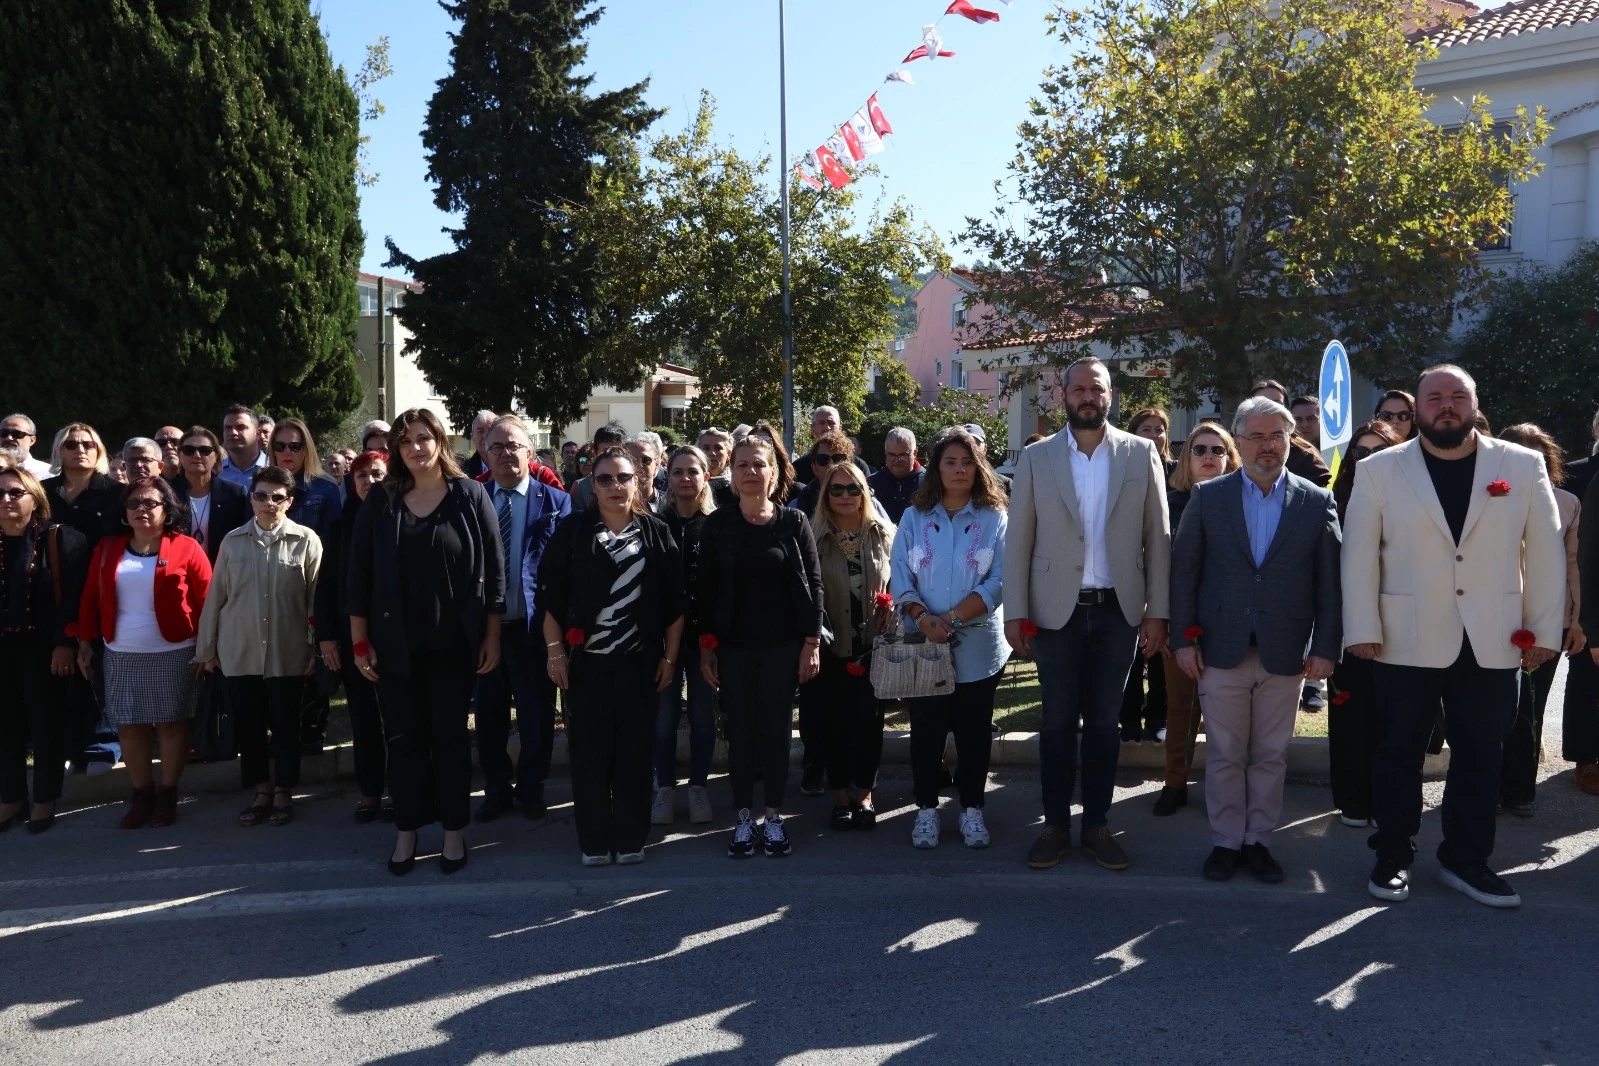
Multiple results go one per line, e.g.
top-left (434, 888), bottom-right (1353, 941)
top-left (0, 0), bottom-right (364, 444)
top-left (384, 0), bottom-right (661, 430)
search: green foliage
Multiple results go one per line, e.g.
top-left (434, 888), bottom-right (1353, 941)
top-left (866, 351), bottom-right (922, 414)
top-left (577, 93), bottom-right (942, 434)
top-left (1115, 373), bottom-right (1173, 423)
top-left (646, 425), bottom-right (681, 449)
top-left (962, 0), bottom-right (1549, 413)
top-left (0, 0), bottom-right (365, 444)
top-left (857, 388), bottom-right (1009, 468)
top-left (351, 35), bottom-right (393, 187)
top-left (1458, 243), bottom-right (1599, 456)
top-left (385, 0), bottom-right (661, 431)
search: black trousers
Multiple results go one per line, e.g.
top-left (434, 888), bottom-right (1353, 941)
top-left (1119, 650), bottom-right (1167, 739)
top-left (814, 652), bottom-right (885, 792)
top-left (339, 647), bottom-right (386, 800)
top-left (1328, 654), bottom-right (1378, 818)
top-left (1501, 635), bottom-right (1563, 805)
top-left (721, 641), bottom-right (801, 812)
top-left (227, 675), bottom-right (304, 790)
top-left (910, 668), bottom-right (1003, 810)
top-left (566, 651), bottom-right (656, 856)
top-left (1370, 637), bottom-right (1518, 869)
top-left (376, 648), bottom-right (476, 832)
top-left (1561, 641), bottom-right (1599, 764)
top-left (0, 637), bottom-right (65, 805)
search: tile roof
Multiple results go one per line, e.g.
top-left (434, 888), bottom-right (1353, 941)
top-left (1421, 0), bottom-right (1599, 47)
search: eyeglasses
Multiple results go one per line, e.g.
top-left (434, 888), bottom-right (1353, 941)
top-left (812, 453), bottom-right (849, 466)
top-left (0, 488), bottom-right (29, 502)
top-left (1376, 410), bottom-right (1413, 423)
top-left (1240, 432), bottom-right (1289, 446)
top-left (487, 442), bottom-right (527, 456)
top-left (1188, 444), bottom-right (1226, 457)
top-left (180, 444), bottom-right (215, 457)
top-left (125, 499), bottom-right (162, 512)
top-left (60, 440), bottom-right (97, 452)
top-left (593, 473), bottom-right (636, 487)
top-left (250, 491), bottom-right (291, 504)
top-left (827, 483), bottom-right (863, 497)
top-left (0, 429), bottom-right (30, 441)
top-left (156, 438), bottom-right (182, 449)
top-left (271, 441), bottom-right (304, 453)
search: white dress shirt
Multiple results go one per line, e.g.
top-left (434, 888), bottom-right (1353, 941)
top-left (1067, 429), bottom-right (1113, 589)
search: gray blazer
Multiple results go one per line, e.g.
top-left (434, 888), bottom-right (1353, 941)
top-left (1169, 469), bottom-right (1342, 676)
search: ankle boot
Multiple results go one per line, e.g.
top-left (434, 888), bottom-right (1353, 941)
top-left (120, 786), bottom-right (156, 829)
top-left (149, 786), bottom-right (180, 827)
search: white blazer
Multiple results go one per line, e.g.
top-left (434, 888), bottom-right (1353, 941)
top-left (1341, 435), bottom-right (1564, 670)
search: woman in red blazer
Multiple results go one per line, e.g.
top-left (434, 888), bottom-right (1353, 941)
top-left (77, 477), bottom-right (211, 829)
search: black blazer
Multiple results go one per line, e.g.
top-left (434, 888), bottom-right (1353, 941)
top-left (314, 489), bottom-right (366, 646)
top-left (167, 476), bottom-right (249, 564)
top-left (41, 473), bottom-right (122, 551)
top-left (3, 521), bottom-right (90, 647)
top-left (698, 504), bottom-right (824, 644)
top-left (536, 510), bottom-right (683, 656)
top-left (346, 477), bottom-right (506, 676)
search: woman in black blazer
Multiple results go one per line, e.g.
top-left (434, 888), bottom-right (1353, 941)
top-left (348, 409), bottom-right (505, 877)
top-left (167, 427), bottom-right (249, 563)
top-left (539, 448), bottom-right (684, 866)
top-left (698, 435), bottom-right (823, 859)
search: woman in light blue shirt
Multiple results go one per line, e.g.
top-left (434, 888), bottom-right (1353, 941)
top-left (890, 426), bottom-right (1008, 851)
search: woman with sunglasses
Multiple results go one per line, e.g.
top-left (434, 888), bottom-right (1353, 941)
top-left (194, 466), bottom-right (322, 827)
top-left (168, 426), bottom-right (249, 564)
top-left (810, 459), bottom-right (895, 830)
top-left (77, 477), bottom-right (212, 828)
top-left (1373, 390), bottom-right (1417, 442)
top-left (540, 448), bottom-right (684, 864)
top-left (348, 408), bottom-right (504, 876)
top-left (1151, 422), bottom-right (1242, 816)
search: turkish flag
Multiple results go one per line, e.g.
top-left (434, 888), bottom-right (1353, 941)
top-left (795, 163), bottom-right (825, 190)
top-left (813, 145), bottom-right (851, 189)
top-left (848, 109), bottom-right (884, 154)
top-left (947, 0), bottom-right (1001, 22)
top-left (867, 93), bottom-right (893, 136)
top-left (838, 122), bottom-right (866, 162)
top-left (902, 45), bottom-right (956, 62)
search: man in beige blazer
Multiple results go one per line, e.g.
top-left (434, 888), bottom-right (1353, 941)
top-left (1343, 364), bottom-right (1563, 909)
top-left (1004, 357), bottom-right (1170, 871)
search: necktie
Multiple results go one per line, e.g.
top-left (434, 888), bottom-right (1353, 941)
top-left (497, 491), bottom-right (514, 571)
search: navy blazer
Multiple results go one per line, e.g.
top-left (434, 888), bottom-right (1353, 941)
top-left (167, 475), bottom-right (249, 564)
top-left (1169, 469), bottom-right (1342, 675)
top-left (487, 478), bottom-right (571, 628)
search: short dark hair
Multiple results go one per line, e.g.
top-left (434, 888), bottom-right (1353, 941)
top-left (1250, 379), bottom-right (1287, 399)
top-left (561, 440), bottom-right (578, 449)
top-left (593, 422), bottom-right (627, 448)
top-left (120, 476), bottom-right (184, 532)
top-left (1290, 395), bottom-right (1318, 410)
top-left (222, 404), bottom-right (259, 428)
top-left (250, 465), bottom-right (295, 493)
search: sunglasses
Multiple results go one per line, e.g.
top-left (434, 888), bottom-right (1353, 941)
top-left (827, 483), bottom-right (863, 497)
top-left (125, 499), bottom-right (162, 512)
top-left (0, 488), bottom-right (29, 502)
top-left (60, 440), bottom-right (97, 452)
top-left (1376, 410), bottom-right (1413, 423)
top-left (1188, 444), bottom-right (1226, 457)
top-left (593, 473), bottom-right (635, 487)
top-left (1348, 445), bottom-right (1378, 461)
top-left (181, 444), bottom-right (215, 457)
top-left (812, 452), bottom-right (849, 466)
top-left (156, 438), bottom-right (182, 448)
top-left (0, 429), bottom-right (30, 441)
top-left (251, 490), bottom-right (292, 504)
top-left (271, 440), bottom-right (304, 453)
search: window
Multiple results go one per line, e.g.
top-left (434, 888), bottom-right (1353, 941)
top-left (935, 359), bottom-right (943, 377)
top-left (358, 282), bottom-right (378, 315)
top-left (951, 296), bottom-right (967, 330)
top-left (951, 357), bottom-right (965, 389)
top-left (894, 338), bottom-right (906, 352)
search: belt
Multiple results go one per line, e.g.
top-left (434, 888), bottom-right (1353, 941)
top-left (1077, 588), bottom-right (1117, 607)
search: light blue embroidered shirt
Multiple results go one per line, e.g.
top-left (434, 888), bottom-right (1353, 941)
top-left (218, 449), bottom-right (268, 488)
top-left (889, 501), bottom-right (1009, 684)
top-left (492, 476), bottom-right (531, 621)
top-left (1240, 468), bottom-right (1287, 569)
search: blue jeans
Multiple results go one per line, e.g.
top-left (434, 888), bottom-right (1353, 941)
top-left (654, 643), bottom-right (716, 788)
top-left (1033, 599), bottom-right (1139, 830)
top-left (474, 621), bottom-right (557, 804)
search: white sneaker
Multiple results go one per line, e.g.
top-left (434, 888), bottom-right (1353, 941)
top-left (1339, 813), bottom-right (1372, 828)
top-left (959, 807), bottom-right (990, 848)
top-left (616, 850), bottom-right (645, 865)
top-left (650, 787), bottom-right (674, 826)
top-left (911, 807), bottom-right (941, 849)
top-left (580, 852), bottom-right (613, 867)
top-left (687, 785), bottom-right (713, 824)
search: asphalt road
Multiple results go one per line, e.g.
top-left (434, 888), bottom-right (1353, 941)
top-left (2, 756), bottom-right (1596, 1066)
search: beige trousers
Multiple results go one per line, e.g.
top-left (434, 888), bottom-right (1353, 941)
top-left (1196, 649), bottom-right (1301, 849)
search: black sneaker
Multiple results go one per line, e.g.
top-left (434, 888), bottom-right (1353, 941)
top-left (1438, 864), bottom-right (1521, 908)
top-left (799, 769), bottom-right (825, 796)
top-left (762, 814), bottom-right (792, 857)
top-left (1152, 786), bottom-right (1187, 816)
top-left (728, 811), bottom-right (757, 859)
top-left (1202, 846), bottom-right (1240, 881)
top-left (1368, 857), bottom-right (1411, 902)
top-left (1242, 842), bottom-right (1284, 884)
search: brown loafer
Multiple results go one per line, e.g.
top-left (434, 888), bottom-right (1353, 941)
top-left (1082, 826), bottom-right (1131, 870)
top-left (1025, 825), bottom-right (1072, 869)
top-left (1576, 763), bottom-right (1599, 796)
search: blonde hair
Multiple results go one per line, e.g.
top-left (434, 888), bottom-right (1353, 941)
top-left (661, 445), bottom-right (717, 517)
top-left (51, 422), bottom-right (109, 476)
top-left (0, 458), bottom-right (51, 520)
top-left (271, 417), bottom-right (326, 482)
top-left (810, 460), bottom-right (892, 542)
top-left (1169, 424), bottom-right (1241, 492)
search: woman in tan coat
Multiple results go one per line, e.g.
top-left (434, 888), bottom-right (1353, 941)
top-left (809, 460), bottom-right (896, 830)
top-left (195, 466), bottom-right (322, 827)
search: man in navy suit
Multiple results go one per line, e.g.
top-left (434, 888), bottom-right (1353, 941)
top-left (1170, 396), bottom-right (1342, 884)
top-left (476, 415), bottom-right (572, 821)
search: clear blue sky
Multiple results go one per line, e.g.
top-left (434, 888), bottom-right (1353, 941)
top-left (317, 0), bottom-right (1070, 278)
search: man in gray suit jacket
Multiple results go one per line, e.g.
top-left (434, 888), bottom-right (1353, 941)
top-left (1170, 397), bottom-right (1342, 884)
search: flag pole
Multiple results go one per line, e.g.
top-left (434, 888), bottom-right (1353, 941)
top-left (779, 0), bottom-right (795, 454)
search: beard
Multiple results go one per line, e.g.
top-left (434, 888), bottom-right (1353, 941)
top-left (1418, 414), bottom-right (1472, 450)
top-left (1067, 402), bottom-right (1108, 431)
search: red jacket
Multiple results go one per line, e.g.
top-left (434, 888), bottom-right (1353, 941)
top-left (76, 532), bottom-right (212, 645)
top-left (474, 462), bottom-right (565, 490)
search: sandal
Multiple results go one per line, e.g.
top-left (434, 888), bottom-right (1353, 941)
top-left (239, 791), bottom-right (272, 827)
top-left (268, 790), bottom-right (294, 827)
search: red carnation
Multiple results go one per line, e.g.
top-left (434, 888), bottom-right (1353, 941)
top-left (307, 615), bottom-right (316, 626)
top-left (845, 661), bottom-right (867, 676)
top-left (1487, 480), bottom-right (1511, 498)
top-left (1510, 629), bottom-right (1536, 650)
top-left (873, 592), bottom-right (894, 609)
top-left (352, 640), bottom-right (371, 659)
top-left (64, 622), bottom-right (80, 639)
top-left (1183, 625), bottom-right (1204, 641)
top-left (699, 633), bottom-right (719, 651)
top-left (1331, 690), bottom-right (1352, 706)
top-left (565, 627), bottom-right (586, 647)
top-left (1019, 619), bottom-right (1039, 637)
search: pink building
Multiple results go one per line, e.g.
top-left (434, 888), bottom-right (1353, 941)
top-left (894, 270), bottom-right (1006, 415)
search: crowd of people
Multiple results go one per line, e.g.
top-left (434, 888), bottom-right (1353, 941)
top-left (0, 358), bottom-right (1594, 910)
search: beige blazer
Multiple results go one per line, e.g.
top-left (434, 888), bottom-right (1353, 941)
top-left (195, 519), bottom-right (322, 678)
top-left (1003, 426), bottom-right (1171, 629)
top-left (814, 518), bottom-right (894, 659)
top-left (1340, 436), bottom-right (1564, 670)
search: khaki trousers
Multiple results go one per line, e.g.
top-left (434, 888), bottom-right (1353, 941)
top-left (1161, 652), bottom-right (1201, 788)
top-left (1196, 649), bottom-right (1301, 849)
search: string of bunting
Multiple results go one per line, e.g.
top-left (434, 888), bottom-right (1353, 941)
top-left (795, 0), bottom-right (1014, 191)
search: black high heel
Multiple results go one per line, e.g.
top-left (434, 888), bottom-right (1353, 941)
top-left (388, 833), bottom-right (417, 877)
top-left (439, 833), bottom-right (468, 875)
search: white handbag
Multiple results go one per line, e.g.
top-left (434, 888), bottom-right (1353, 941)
top-left (869, 628), bottom-right (956, 700)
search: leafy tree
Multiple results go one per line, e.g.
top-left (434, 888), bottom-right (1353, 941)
top-left (866, 351), bottom-right (922, 414)
top-left (578, 93), bottom-right (940, 434)
top-left (858, 387), bottom-right (1009, 468)
top-left (1458, 243), bottom-right (1599, 456)
top-left (0, 0), bottom-right (365, 443)
top-left (961, 0), bottom-right (1549, 413)
top-left (385, 0), bottom-right (660, 430)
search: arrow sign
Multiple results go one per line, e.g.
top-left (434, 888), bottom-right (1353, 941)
top-left (1318, 340), bottom-right (1352, 452)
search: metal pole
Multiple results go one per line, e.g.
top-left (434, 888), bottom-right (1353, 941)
top-left (376, 275), bottom-right (389, 420)
top-left (778, 0), bottom-right (795, 453)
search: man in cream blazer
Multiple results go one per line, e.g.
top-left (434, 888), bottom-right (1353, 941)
top-left (1004, 357), bottom-right (1170, 872)
top-left (1343, 364), bottom-right (1563, 909)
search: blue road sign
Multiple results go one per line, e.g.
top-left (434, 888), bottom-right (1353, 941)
top-left (1319, 340), bottom-right (1352, 451)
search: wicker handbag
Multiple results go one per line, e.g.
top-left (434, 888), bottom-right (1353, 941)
top-left (869, 628), bottom-right (956, 700)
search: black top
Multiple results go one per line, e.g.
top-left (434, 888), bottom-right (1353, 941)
top-left (867, 467), bottom-right (923, 525)
top-left (730, 512), bottom-right (795, 647)
top-left (315, 489), bottom-right (365, 645)
top-left (41, 473), bottom-right (122, 552)
top-left (1423, 448), bottom-right (1476, 545)
top-left (1, 534), bottom-right (28, 632)
top-left (585, 522), bottom-right (647, 655)
top-left (659, 507), bottom-right (709, 638)
top-left (536, 510), bottom-right (683, 659)
top-left (399, 502), bottom-right (470, 653)
top-left (699, 504), bottom-right (823, 649)
top-left (1581, 467), bottom-right (1599, 640)
top-left (1167, 488), bottom-right (1192, 532)
top-left (0, 521), bottom-right (88, 646)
